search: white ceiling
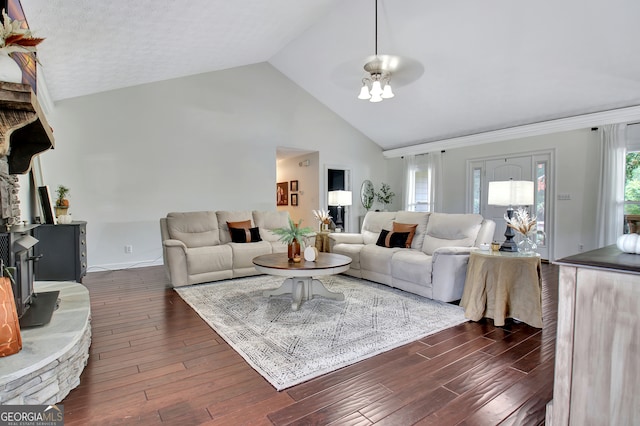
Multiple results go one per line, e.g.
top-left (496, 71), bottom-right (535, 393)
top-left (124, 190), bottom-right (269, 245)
top-left (21, 0), bottom-right (640, 151)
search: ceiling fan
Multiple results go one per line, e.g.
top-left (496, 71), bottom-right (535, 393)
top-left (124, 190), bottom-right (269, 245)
top-left (356, 0), bottom-right (424, 102)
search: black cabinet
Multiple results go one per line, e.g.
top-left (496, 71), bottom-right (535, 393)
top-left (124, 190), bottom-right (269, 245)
top-left (33, 221), bottom-right (87, 282)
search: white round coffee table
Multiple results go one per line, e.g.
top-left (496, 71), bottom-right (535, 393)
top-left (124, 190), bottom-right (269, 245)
top-left (252, 252), bottom-right (352, 311)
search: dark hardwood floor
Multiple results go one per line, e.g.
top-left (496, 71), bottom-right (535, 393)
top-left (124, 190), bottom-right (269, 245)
top-left (61, 263), bottom-right (558, 425)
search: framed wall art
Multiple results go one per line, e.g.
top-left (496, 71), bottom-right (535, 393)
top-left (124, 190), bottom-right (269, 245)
top-left (291, 193), bottom-right (298, 206)
top-left (290, 180), bottom-right (298, 192)
top-left (277, 182), bottom-right (288, 206)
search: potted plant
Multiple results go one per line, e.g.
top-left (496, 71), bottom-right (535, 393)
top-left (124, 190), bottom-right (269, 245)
top-left (272, 218), bottom-right (315, 260)
top-left (375, 183), bottom-right (395, 211)
top-left (55, 185), bottom-right (70, 217)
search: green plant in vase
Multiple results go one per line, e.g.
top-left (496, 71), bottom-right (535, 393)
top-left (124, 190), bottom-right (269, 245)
top-left (362, 184), bottom-right (374, 211)
top-left (272, 218), bottom-right (314, 260)
top-left (55, 185), bottom-right (70, 217)
top-left (375, 182), bottom-right (395, 211)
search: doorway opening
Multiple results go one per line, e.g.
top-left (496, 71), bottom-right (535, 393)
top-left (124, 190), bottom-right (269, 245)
top-left (326, 167), bottom-right (352, 232)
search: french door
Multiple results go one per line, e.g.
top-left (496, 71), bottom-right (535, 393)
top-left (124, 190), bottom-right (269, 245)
top-left (468, 151), bottom-right (553, 260)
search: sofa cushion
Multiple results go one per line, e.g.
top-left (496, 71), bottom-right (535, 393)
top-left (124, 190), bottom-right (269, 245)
top-left (230, 227), bottom-right (262, 243)
top-left (186, 245), bottom-right (232, 275)
top-left (229, 241), bottom-right (272, 269)
top-left (391, 250), bottom-right (433, 287)
top-left (217, 211), bottom-right (254, 244)
top-left (166, 211), bottom-right (220, 248)
top-left (392, 222), bottom-right (418, 248)
top-left (376, 230), bottom-right (410, 248)
top-left (360, 244), bottom-right (401, 279)
top-left (422, 213), bottom-right (483, 255)
top-left (361, 212), bottom-right (396, 245)
top-left (227, 219), bottom-right (251, 230)
top-left (253, 210), bottom-right (290, 242)
top-left (393, 211), bottom-right (430, 249)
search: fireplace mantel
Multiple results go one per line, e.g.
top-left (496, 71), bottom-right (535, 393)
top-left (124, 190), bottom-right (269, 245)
top-left (0, 82), bottom-right (54, 174)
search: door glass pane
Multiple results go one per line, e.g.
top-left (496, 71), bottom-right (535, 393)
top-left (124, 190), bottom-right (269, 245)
top-left (472, 168), bottom-right (481, 214)
top-left (535, 161), bottom-right (546, 246)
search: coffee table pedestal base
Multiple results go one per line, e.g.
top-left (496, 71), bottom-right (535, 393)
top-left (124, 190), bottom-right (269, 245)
top-left (263, 277), bottom-right (344, 311)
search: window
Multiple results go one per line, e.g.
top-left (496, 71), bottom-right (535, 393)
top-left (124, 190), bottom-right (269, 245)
top-left (407, 168), bottom-right (430, 212)
top-left (404, 153), bottom-right (440, 212)
top-left (624, 151), bottom-right (640, 232)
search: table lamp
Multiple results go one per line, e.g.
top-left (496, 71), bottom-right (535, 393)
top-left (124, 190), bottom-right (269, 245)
top-left (328, 190), bottom-right (352, 230)
top-left (487, 180), bottom-right (534, 252)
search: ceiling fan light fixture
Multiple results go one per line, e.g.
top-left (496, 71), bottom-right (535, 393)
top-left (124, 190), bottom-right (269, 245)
top-left (370, 79), bottom-right (383, 97)
top-left (358, 83), bottom-right (371, 99)
top-left (357, 0), bottom-right (395, 103)
top-left (381, 82), bottom-right (394, 99)
top-left (370, 92), bottom-right (383, 103)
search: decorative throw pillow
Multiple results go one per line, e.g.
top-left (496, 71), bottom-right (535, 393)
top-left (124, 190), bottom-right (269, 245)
top-left (230, 226), bottom-right (262, 243)
top-left (227, 220), bottom-right (252, 239)
top-left (393, 222), bottom-right (418, 248)
top-left (376, 229), bottom-right (410, 248)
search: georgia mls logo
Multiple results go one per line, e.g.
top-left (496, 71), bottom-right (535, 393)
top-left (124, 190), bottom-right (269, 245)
top-left (0, 404), bottom-right (64, 426)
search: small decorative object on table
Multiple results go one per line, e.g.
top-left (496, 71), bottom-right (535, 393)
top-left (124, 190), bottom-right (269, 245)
top-left (491, 242), bottom-right (500, 251)
top-left (57, 214), bottom-right (73, 224)
top-left (304, 245), bottom-right (319, 261)
top-left (272, 218), bottom-right (314, 261)
top-left (616, 233), bottom-right (640, 254)
top-left (55, 185), bottom-right (70, 218)
top-left (312, 209), bottom-right (332, 232)
top-left (503, 207), bottom-right (537, 254)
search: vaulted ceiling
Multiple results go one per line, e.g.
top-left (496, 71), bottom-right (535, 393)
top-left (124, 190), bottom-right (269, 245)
top-left (21, 0), bottom-right (640, 151)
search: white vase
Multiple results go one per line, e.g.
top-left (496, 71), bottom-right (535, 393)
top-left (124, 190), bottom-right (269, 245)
top-left (0, 54), bottom-right (23, 83)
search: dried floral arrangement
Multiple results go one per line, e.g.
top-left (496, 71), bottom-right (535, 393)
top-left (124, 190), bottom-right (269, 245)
top-left (504, 207), bottom-right (537, 235)
top-left (312, 209), bottom-right (332, 225)
top-left (0, 9), bottom-right (44, 55)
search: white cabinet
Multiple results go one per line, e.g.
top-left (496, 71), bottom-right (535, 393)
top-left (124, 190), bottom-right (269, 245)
top-left (547, 245), bottom-right (640, 425)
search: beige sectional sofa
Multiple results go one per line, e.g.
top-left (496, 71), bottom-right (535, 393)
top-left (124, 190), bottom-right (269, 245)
top-left (160, 210), bottom-right (294, 287)
top-left (329, 211), bottom-right (496, 302)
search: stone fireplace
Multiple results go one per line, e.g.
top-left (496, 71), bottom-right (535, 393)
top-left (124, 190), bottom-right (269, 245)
top-left (0, 81), bottom-right (54, 322)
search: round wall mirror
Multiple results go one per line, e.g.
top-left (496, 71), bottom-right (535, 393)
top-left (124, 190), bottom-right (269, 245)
top-left (360, 180), bottom-right (374, 210)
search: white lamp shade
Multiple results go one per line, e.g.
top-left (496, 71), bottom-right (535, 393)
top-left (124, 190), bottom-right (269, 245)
top-left (381, 83), bottom-right (394, 99)
top-left (487, 180), bottom-right (534, 206)
top-left (328, 190), bottom-right (352, 206)
top-left (370, 80), bottom-right (383, 97)
top-left (358, 85), bottom-right (371, 99)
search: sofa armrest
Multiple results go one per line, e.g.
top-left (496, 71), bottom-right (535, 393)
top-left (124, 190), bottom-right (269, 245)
top-left (328, 233), bottom-right (364, 244)
top-left (431, 246), bottom-right (473, 302)
top-left (162, 239), bottom-right (189, 287)
top-left (328, 232), bottom-right (364, 252)
top-left (432, 246), bottom-right (474, 258)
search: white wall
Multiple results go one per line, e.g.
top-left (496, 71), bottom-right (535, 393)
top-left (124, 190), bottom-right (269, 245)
top-left (40, 62), bottom-right (388, 270)
top-left (392, 129), bottom-right (600, 260)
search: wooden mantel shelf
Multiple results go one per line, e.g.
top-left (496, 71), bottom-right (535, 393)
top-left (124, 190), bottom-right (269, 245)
top-left (0, 82), bottom-right (54, 174)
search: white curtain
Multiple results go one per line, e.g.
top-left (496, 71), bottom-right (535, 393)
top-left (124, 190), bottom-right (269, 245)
top-left (596, 124), bottom-right (627, 247)
top-left (403, 151), bottom-right (443, 212)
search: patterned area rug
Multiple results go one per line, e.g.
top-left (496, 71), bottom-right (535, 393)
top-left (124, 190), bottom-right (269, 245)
top-left (175, 274), bottom-right (467, 391)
